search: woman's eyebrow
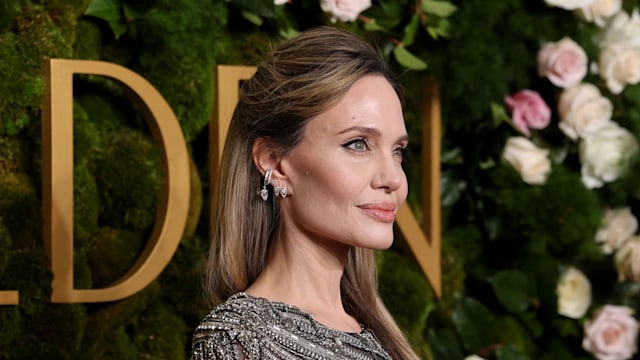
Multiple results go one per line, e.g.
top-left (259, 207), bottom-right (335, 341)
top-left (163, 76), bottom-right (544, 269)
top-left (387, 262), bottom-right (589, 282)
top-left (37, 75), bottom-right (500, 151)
top-left (337, 126), bottom-right (381, 136)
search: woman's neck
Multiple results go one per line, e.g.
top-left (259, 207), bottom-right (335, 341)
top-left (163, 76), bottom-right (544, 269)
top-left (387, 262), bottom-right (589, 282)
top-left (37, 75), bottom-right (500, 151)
top-left (245, 231), bottom-right (361, 332)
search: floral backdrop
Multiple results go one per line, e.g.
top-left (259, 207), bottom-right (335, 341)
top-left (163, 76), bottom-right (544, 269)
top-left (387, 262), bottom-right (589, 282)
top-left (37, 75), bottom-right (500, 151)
top-left (3, 0), bottom-right (640, 359)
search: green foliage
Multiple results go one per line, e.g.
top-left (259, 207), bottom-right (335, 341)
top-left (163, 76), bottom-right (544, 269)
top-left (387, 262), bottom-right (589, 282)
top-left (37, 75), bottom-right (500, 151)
top-left (117, 0), bottom-right (229, 141)
top-left (86, 227), bottom-right (144, 288)
top-left (488, 270), bottom-right (534, 314)
top-left (95, 129), bottom-right (161, 230)
top-left (4, 0), bottom-right (639, 359)
top-left (84, 0), bottom-right (128, 38)
top-left (452, 295), bottom-right (497, 354)
top-left (0, 0), bottom-right (19, 33)
top-left (133, 304), bottom-right (188, 360)
top-left (427, 0), bottom-right (579, 130)
top-left (0, 3), bottom-right (72, 135)
top-left (378, 250), bottom-right (433, 352)
top-left (0, 172), bottom-right (42, 249)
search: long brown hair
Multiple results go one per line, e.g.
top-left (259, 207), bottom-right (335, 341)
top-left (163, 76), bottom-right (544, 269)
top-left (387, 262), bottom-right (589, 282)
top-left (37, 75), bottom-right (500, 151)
top-left (206, 26), bottom-right (419, 359)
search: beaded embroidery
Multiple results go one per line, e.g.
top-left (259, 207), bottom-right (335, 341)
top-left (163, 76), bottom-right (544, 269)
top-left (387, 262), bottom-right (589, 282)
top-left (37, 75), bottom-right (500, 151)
top-left (192, 292), bottom-right (392, 360)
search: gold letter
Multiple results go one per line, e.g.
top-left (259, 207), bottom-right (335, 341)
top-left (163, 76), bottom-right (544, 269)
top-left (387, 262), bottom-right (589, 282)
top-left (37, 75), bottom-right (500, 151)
top-left (212, 66), bottom-right (441, 297)
top-left (42, 59), bottom-right (190, 303)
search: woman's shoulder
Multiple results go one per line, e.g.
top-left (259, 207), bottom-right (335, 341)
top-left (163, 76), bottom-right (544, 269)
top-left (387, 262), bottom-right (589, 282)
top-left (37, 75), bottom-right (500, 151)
top-left (196, 292), bottom-right (272, 330)
top-left (192, 293), bottom-right (274, 360)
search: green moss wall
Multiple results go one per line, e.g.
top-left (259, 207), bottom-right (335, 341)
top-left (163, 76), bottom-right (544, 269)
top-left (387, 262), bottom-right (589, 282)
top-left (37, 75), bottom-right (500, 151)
top-left (0, 1), bottom-right (437, 358)
top-left (5, 0), bottom-right (640, 358)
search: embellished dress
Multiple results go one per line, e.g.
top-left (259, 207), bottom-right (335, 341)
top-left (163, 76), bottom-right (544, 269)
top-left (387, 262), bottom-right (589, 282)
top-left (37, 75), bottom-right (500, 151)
top-left (192, 292), bottom-right (392, 360)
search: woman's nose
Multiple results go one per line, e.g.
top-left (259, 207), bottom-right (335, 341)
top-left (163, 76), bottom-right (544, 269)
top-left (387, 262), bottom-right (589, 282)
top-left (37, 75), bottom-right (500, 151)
top-left (371, 155), bottom-right (405, 192)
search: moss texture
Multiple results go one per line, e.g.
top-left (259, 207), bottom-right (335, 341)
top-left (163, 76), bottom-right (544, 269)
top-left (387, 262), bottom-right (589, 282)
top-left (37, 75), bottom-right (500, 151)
top-left (0, 1), bottom-right (437, 358)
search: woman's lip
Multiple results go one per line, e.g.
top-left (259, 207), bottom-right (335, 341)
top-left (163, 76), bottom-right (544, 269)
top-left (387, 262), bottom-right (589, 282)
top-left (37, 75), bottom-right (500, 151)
top-left (358, 203), bottom-right (397, 223)
top-left (358, 202), bottom-right (396, 211)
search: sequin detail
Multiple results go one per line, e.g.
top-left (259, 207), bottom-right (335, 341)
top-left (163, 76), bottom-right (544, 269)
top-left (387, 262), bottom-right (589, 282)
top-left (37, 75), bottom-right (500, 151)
top-left (192, 292), bottom-right (391, 360)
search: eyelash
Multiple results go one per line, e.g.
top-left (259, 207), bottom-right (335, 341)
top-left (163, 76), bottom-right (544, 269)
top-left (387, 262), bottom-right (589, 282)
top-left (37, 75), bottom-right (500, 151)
top-left (343, 138), bottom-right (369, 151)
top-left (342, 138), bottom-right (409, 160)
top-left (393, 146), bottom-right (409, 160)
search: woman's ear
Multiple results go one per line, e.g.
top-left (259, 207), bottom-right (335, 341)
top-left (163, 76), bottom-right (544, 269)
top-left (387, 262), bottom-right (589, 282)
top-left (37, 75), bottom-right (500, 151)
top-left (253, 138), bottom-right (293, 197)
top-left (252, 138), bottom-right (280, 177)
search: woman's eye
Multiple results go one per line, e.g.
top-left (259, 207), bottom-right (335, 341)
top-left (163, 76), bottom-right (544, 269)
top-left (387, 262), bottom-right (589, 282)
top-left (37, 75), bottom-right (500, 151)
top-left (393, 146), bottom-right (409, 160)
top-left (343, 138), bottom-right (368, 151)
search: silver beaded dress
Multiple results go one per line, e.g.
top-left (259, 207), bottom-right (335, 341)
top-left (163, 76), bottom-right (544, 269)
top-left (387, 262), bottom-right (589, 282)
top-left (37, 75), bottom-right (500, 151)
top-left (192, 292), bottom-right (392, 360)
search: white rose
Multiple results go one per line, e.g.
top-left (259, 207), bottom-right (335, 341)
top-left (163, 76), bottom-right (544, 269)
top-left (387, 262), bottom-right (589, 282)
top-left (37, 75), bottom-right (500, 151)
top-left (275, 0), bottom-right (288, 4)
top-left (598, 9), bottom-right (640, 48)
top-left (595, 207), bottom-right (638, 254)
top-left (502, 137), bottom-right (551, 185)
top-left (545, 0), bottom-right (595, 10)
top-left (320, 0), bottom-right (371, 22)
top-left (599, 44), bottom-right (640, 94)
top-left (579, 122), bottom-right (639, 188)
top-left (464, 356), bottom-right (486, 360)
top-left (556, 267), bottom-right (592, 319)
top-left (575, 0), bottom-right (622, 27)
top-left (615, 236), bottom-right (640, 281)
top-left (558, 83), bottom-right (613, 140)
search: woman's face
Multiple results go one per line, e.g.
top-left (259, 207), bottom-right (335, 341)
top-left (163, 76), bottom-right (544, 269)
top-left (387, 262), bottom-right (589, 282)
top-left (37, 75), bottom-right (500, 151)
top-left (279, 74), bottom-right (408, 251)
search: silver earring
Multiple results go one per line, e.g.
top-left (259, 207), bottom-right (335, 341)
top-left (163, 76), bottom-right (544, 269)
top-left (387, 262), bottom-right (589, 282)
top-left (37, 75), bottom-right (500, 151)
top-left (280, 186), bottom-right (288, 198)
top-left (261, 168), bottom-right (272, 201)
top-left (272, 181), bottom-right (280, 197)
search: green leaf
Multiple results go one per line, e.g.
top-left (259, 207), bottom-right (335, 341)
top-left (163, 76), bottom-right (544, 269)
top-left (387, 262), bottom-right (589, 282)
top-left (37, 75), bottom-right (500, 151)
top-left (428, 328), bottom-right (465, 360)
top-left (84, 0), bottom-right (122, 21)
top-left (421, 0), bottom-right (458, 17)
top-left (426, 26), bottom-right (439, 39)
top-left (363, 19), bottom-right (388, 32)
top-left (441, 168), bottom-right (467, 207)
top-left (452, 295), bottom-right (497, 354)
top-left (496, 344), bottom-right (530, 360)
top-left (84, 0), bottom-right (127, 38)
top-left (363, 0), bottom-right (403, 29)
top-left (488, 270), bottom-right (532, 313)
top-left (434, 18), bottom-right (452, 38)
top-left (392, 46), bottom-right (427, 70)
top-left (232, 0), bottom-right (276, 18)
top-left (122, 3), bottom-right (145, 20)
top-left (516, 312), bottom-right (543, 338)
top-left (241, 11), bottom-right (263, 26)
top-left (491, 101), bottom-right (512, 128)
top-left (402, 13), bottom-right (420, 46)
top-left (279, 27), bottom-right (299, 40)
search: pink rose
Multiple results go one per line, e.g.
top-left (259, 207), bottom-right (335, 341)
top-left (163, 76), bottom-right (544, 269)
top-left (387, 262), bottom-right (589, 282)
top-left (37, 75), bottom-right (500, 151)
top-left (320, 0), bottom-right (371, 22)
top-left (504, 90), bottom-right (551, 136)
top-left (537, 37), bottom-right (588, 88)
top-left (583, 305), bottom-right (639, 360)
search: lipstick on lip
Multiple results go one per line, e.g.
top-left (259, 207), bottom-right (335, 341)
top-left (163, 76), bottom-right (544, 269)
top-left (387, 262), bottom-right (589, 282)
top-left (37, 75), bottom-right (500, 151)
top-left (358, 202), bottom-right (397, 223)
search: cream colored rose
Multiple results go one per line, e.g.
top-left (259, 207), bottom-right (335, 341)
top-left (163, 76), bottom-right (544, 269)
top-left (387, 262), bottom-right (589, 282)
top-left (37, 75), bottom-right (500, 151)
top-left (537, 37), bottom-right (588, 88)
top-left (557, 267), bottom-right (592, 319)
top-left (502, 137), bottom-right (551, 185)
top-left (579, 122), bottom-right (639, 188)
top-left (615, 236), bottom-right (640, 281)
top-left (598, 9), bottom-right (640, 48)
top-left (464, 356), bottom-right (486, 360)
top-left (320, 0), bottom-right (371, 22)
top-left (274, 0), bottom-right (288, 5)
top-left (583, 305), bottom-right (639, 360)
top-left (599, 44), bottom-right (640, 94)
top-left (595, 208), bottom-right (638, 254)
top-left (545, 0), bottom-right (595, 10)
top-left (576, 0), bottom-right (622, 27)
top-left (558, 83), bottom-right (613, 140)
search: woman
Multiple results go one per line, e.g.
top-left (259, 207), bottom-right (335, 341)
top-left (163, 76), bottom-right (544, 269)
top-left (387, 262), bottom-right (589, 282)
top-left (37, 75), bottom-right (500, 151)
top-left (192, 26), bottom-right (419, 359)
